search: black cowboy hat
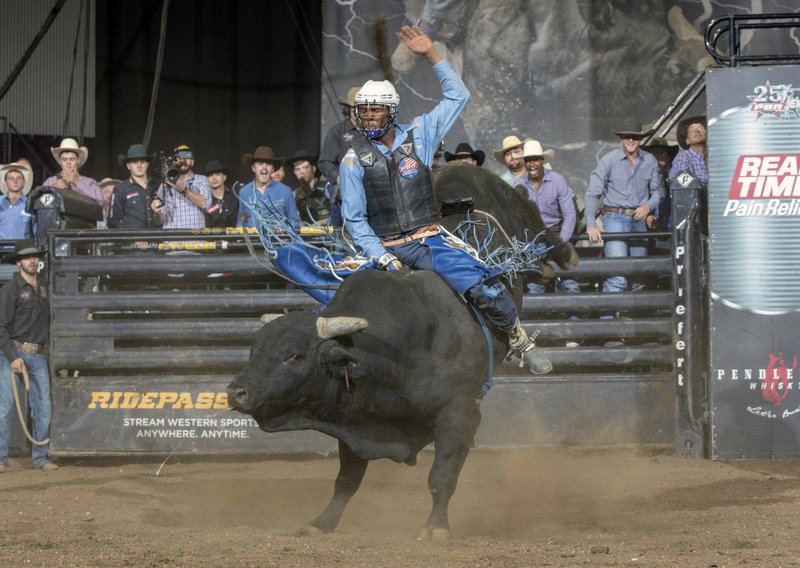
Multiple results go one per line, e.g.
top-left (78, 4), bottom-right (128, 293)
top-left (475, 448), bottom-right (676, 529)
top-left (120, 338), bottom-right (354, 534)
top-left (201, 159), bottom-right (229, 176)
top-left (612, 117), bottom-right (653, 139)
top-left (444, 142), bottom-right (485, 166)
top-left (676, 115), bottom-right (707, 149)
top-left (242, 146), bottom-right (284, 168)
top-left (3, 239), bottom-right (45, 264)
top-left (641, 137), bottom-right (679, 160)
top-left (116, 144), bottom-right (155, 167)
top-left (284, 150), bottom-right (318, 171)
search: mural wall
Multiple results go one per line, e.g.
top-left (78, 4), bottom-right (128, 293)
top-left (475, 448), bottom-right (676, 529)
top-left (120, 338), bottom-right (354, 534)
top-left (322, 0), bottom-right (800, 203)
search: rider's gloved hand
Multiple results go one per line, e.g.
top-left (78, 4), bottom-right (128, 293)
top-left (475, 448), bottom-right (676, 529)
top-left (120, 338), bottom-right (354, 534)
top-left (378, 253), bottom-right (411, 273)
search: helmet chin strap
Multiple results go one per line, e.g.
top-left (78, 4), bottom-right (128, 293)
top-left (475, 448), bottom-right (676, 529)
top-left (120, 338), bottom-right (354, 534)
top-left (358, 112), bottom-right (397, 140)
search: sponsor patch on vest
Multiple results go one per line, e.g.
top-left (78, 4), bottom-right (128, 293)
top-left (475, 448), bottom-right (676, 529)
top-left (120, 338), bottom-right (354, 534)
top-left (400, 143), bottom-right (413, 155)
top-left (126, 191), bottom-right (139, 200)
top-left (359, 151), bottom-right (374, 167)
top-left (397, 156), bottom-right (419, 179)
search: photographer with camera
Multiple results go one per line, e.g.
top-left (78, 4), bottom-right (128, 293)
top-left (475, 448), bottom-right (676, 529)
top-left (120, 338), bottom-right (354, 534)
top-left (107, 144), bottom-right (161, 229)
top-left (154, 144), bottom-right (211, 229)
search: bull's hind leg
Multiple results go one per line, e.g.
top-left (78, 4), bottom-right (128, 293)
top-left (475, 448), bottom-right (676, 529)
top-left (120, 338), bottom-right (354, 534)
top-left (306, 440), bottom-right (368, 534)
top-left (419, 399), bottom-right (481, 541)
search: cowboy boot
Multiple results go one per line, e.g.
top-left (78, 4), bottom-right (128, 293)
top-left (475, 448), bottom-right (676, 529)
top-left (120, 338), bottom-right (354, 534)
top-left (503, 319), bottom-right (553, 375)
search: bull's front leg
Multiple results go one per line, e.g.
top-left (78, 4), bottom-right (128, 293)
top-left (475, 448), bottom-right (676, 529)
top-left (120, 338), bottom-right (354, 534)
top-left (305, 439), bottom-right (368, 534)
top-left (419, 398), bottom-right (481, 541)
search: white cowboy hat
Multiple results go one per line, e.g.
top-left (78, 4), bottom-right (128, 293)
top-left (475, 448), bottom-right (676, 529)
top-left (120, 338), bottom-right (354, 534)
top-left (521, 139), bottom-right (555, 162)
top-left (0, 162), bottom-right (33, 196)
top-left (51, 137), bottom-right (89, 167)
top-left (98, 177), bottom-right (122, 188)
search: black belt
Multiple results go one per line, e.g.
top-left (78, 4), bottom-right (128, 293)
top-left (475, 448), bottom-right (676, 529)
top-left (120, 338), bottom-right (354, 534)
top-left (601, 206), bottom-right (637, 216)
top-left (13, 341), bottom-right (46, 355)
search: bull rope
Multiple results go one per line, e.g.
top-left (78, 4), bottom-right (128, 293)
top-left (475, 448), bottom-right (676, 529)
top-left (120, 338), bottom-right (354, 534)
top-left (11, 368), bottom-right (49, 445)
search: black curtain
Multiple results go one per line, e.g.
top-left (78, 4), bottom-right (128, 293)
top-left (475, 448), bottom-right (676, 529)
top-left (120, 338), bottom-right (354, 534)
top-left (95, 0), bottom-right (322, 185)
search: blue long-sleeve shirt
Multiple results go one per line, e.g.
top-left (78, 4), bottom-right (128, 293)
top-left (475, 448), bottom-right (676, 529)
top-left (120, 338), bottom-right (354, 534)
top-left (0, 195), bottom-right (33, 239)
top-left (339, 60), bottom-right (469, 260)
top-left (584, 148), bottom-right (664, 229)
top-left (237, 179), bottom-right (301, 230)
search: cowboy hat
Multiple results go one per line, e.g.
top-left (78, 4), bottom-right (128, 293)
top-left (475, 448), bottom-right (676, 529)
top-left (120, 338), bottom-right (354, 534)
top-left (492, 135), bottom-right (526, 165)
top-left (676, 115), bottom-right (707, 149)
top-left (51, 137), bottom-right (88, 167)
top-left (242, 146), bottom-right (284, 168)
top-left (521, 139), bottom-right (555, 162)
top-left (284, 150), bottom-right (318, 171)
top-left (337, 87), bottom-right (359, 107)
top-left (117, 143), bottom-right (155, 167)
top-left (3, 239), bottom-right (45, 264)
top-left (641, 137), bottom-right (679, 160)
top-left (612, 118), bottom-right (653, 139)
top-left (98, 177), bottom-right (122, 188)
top-left (0, 162), bottom-right (33, 196)
top-left (201, 159), bottom-right (229, 176)
top-left (444, 143), bottom-right (485, 166)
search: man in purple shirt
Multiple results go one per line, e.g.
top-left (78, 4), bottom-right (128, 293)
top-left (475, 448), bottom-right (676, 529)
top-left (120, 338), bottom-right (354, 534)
top-left (669, 115), bottom-right (708, 184)
top-left (43, 138), bottom-right (104, 206)
top-left (514, 140), bottom-right (580, 299)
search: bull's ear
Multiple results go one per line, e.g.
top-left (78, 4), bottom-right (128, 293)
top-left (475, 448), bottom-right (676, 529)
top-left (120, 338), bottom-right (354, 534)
top-left (321, 345), bottom-right (365, 379)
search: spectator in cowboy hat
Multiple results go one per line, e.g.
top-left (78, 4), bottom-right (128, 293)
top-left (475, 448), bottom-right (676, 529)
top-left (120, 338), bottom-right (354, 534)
top-left (285, 150), bottom-right (334, 224)
top-left (0, 162), bottom-right (34, 239)
top-left (97, 178), bottom-right (121, 228)
top-left (493, 135), bottom-right (553, 186)
top-left (444, 142), bottom-right (485, 166)
top-left (318, 86), bottom-right (362, 185)
top-left (237, 146), bottom-right (300, 229)
top-left (669, 115), bottom-right (707, 184)
top-left (154, 144), bottom-right (212, 229)
top-left (43, 137), bottom-right (104, 206)
top-left (108, 144), bottom-right (161, 229)
top-left (0, 239), bottom-right (58, 471)
top-left (201, 159), bottom-right (238, 229)
top-left (641, 137), bottom-right (679, 231)
top-left (584, 117), bottom-right (664, 298)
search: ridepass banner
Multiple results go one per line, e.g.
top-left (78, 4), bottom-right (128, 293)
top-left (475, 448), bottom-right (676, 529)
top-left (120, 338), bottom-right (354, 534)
top-left (706, 65), bottom-right (800, 458)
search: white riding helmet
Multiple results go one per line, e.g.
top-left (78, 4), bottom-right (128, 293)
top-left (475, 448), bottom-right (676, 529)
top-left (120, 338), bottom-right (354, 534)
top-left (355, 80), bottom-right (400, 109)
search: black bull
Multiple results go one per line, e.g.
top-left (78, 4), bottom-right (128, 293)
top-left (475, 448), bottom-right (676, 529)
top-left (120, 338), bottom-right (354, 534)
top-left (227, 164), bottom-right (578, 539)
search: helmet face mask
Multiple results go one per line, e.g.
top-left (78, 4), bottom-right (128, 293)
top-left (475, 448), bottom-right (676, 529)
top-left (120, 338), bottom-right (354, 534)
top-left (355, 80), bottom-right (400, 140)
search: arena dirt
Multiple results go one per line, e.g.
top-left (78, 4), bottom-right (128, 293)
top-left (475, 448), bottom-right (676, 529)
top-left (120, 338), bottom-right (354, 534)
top-left (1, 444), bottom-right (799, 567)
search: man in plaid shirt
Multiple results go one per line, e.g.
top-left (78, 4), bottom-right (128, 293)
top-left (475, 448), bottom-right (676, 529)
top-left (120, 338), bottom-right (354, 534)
top-left (155, 144), bottom-right (212, 229)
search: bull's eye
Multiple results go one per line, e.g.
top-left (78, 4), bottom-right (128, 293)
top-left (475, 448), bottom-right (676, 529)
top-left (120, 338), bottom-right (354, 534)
top-left (285, 353), bottom-right (303, 363)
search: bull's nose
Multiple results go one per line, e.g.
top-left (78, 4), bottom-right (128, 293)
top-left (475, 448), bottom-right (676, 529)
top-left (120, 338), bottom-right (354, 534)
top-left (227, 386), bottom-right (249, 410)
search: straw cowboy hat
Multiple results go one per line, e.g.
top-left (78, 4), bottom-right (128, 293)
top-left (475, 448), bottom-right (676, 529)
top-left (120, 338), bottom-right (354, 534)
top-left (98, 178), bottom-right (122, 189)
top-left (0, 162), bottom-right (33, 195)
top-left (284, 150), bottom-right (318, 171)
top-left (242, 146), bottom-right (284, 168)
top-left (3, 239), bottom-right (45, 264)
top-left (612, 118), bottom-right (653, 139)
top-left (445, 142), bottom-right (485, 166)
top-left (337, 87), bottom-right (359, 107)
top-left (676, 115), bottom-right (707, 149)
top-left (521, 139), bottom-right (555, 162)
top-left (51, 137), bottom-right (88, 167)
top-left (641, 137), bottom-right (679, 160)
top-left (492, 135), bottom-right (526, 165)
top-left (117, 143), bottom-right (155, 167)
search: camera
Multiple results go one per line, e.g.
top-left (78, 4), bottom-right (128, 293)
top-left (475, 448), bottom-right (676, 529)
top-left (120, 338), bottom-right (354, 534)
top-left (158, 151), bottom-right (181, 184)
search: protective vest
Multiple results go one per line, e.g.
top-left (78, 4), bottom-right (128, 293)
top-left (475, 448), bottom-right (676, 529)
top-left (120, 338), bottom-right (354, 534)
top-left (350, 135), bottom-right (438, 237)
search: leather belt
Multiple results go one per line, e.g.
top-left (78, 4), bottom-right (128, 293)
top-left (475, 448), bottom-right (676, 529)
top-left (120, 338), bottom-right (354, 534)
top-left (601, 206), bottom-right (637, 216)
top-left (381, 224), bottom-right (440, 248)
top-left (13, 341), bottom-right (46, 355)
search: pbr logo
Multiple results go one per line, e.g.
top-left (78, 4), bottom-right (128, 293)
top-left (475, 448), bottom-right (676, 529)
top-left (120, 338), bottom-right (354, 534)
top-left (747, 81), bottom-right (800, 120)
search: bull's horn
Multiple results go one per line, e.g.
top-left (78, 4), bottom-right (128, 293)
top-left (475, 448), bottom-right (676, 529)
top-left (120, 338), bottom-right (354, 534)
top-left (260, 313), bottom-right (283, 325)
top-left (316, 316), bottom-right (369, 339)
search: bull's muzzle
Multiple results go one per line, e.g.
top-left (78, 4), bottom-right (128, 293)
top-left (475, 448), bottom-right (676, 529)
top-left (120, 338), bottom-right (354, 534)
top-left (226, 385), bottom-right (253, 413)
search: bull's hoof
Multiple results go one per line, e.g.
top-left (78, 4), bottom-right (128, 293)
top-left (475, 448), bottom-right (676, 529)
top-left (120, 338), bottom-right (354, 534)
top-left (296, 524), bottom-right (325, 537)
top-left (416, 527), bottom-right (451, 541)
